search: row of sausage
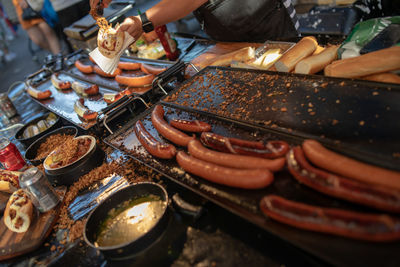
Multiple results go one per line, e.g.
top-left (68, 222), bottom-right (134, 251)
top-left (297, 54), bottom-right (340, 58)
top-left (133, 105), bottom-right (400, 242)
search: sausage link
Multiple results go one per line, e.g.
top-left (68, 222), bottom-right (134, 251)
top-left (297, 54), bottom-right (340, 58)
top-left (26, 85), bottom-right (52, 100)
top-left (176, 151), bottom-right (274, 189)
top-left (51, 74), bottom-right (71, 90)
top-left (118, 61), bottom-right (141, 71)
top-left (75, 60), bottom-right (94, 74)
top-left (94, 66), bottom-right (122, 78)
top-left (71, 81), bottom-right (99, 96)
top-left (288, 147), bottom-right (400, 213)
top-left (170, 119), bottom-right (212, 132)
top-left (115, 73), bottom-right (155, 87)
top-left (74, 98), bottom-right (98, 121)
top-left (260, 195), bottom-right (400, 242)
top-left (134, 120), bottom-right (176, 159)
top-left (201, 132), bottom-right (289, 159)
top-left (188, 139), bottom-right (285, 172)
top-left (140, 63), bottom-right (167, 75)
top-left (302, 139), bottom-right (400, 190)
top-left (151, 105), bottom-right (194, 147)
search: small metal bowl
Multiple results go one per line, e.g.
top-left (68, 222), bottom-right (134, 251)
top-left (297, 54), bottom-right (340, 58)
top-left (15, 112), bottom-right (61, 148)
top-left (84, 182), bottom-right (169, 260)
top-left (25, 126), bottom-right (78, 166)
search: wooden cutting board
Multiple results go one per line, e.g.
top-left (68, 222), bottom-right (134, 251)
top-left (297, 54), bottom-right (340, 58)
top-left (186, 42), bottom-right (262, 77)
top-left (0, 188), bottom-right (66, 261)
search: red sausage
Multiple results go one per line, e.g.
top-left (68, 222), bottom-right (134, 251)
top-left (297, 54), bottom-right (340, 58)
top-left (118, 61), bottom-right (141, 71)
top-left (302, 139), bottom-right (400, 190)
top-left (94, 66), bottom-right (122, 78)
top-left (51, 74), bottom-right (71, 90)
top-left (26, 85), bottom-right (52, 100)
top-left (170, 119), bottom-right (211, 132)
top-left (134, 120), bottom-right (176, 159)
top-left (188, 139), bottom-right (286, 172)
top-left (200, 132), bottom-right (290, 159)
top-left (151, 105), bottom-right (194, 147)
top-left (75, 60), bottom-right (94, 74)
top-left (115, 73), bottom-right (155, 87)
top-left (74, 98), bottom-right (98, 121)
top-left (176, 151), bottom-right (274, 189)
top-left (288, 147), bottom-right (400, 213)
top-left (260, 195), bottom-right (400, 242)
top-left (140, 63), bottom-right (167, 75)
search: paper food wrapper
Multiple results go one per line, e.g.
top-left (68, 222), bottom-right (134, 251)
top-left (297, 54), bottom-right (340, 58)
top-left (89, 32), bottom-right (135, 74)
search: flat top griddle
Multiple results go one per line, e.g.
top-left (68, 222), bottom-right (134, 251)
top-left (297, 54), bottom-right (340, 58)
top-left (104, 104), bottom-right (400, 267)
top-left (67, 56), bottom-right (175, 92)
top-left (27, 72), bottom-right (114, 130)
top-left (162, 67), bottom-right (400, 171)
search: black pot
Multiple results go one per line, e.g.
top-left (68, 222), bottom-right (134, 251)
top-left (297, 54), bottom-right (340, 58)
top-left (44, 136), bottom-right (105, 186)
top-left (15, 113), bottom-right (62, 148)
top-left (24, 126), bottom-right (78, 166)
top-left (84, 182), bottom-right (169, 260)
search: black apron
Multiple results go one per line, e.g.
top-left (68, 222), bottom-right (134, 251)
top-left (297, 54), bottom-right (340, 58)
top-left (193, 0), bottom-right (298, 42)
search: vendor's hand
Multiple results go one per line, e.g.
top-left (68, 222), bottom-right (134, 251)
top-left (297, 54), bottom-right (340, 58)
top-left (118, 16), bottom-right (143, 41)
top-left (90, 0), bottom-right (111, 10)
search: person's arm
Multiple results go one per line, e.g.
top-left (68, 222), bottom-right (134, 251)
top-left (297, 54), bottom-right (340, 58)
top-left (119, 0), bottom-right (207, 40)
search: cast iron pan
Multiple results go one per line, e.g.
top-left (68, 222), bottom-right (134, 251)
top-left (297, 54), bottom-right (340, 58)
top-left (24, 126), bottom-right (78, 166)
top-left (84, 182), bottom-right (169, 260)
top-left (15, 112), bottom-right (62, 148)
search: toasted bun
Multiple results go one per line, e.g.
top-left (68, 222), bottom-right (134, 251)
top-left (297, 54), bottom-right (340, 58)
top-left (275, 36), bottom-right (318, 72)
top-left (199, 47), bottom-right (255, 69)
top-left (361, 72), bottom-right (400, 84)
top-left (97, 26), bottom-right (125, 58)
top-left (4, 189), bottom-right (33, 233)
top-left (295, 45), bottom-right (338, 75)
top-left (324, 46), bottom-right (400, 78)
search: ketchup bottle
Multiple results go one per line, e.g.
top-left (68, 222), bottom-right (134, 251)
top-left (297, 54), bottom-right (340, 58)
top-left (155, 25), bottom-right (179, 61)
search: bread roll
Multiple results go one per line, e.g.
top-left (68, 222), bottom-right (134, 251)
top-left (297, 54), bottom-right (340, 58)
top-left (362, 72), bottom-right (400, 84)
top-left (0, 169), bottom-right (21, 193)
top-left (4, 189), bottom-right (33, 233)
top-left (295, 45), bottom-right (338, 74)
top-left (98, 25), bottom-right (125, 58)
top-left (201, 47), bottom-right (255, 69)
top-left (324, 46), bottom-right (400, 78)
top-left (274, 36), bottom-right (318, 72)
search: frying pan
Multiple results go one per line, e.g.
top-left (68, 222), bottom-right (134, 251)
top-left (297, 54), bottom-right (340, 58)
top-left (83, 182), bottom-right (169, 260)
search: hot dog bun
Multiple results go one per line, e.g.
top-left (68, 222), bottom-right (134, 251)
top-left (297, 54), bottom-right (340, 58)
top-left (199, 47), bottom-right (255, 69)
top-left (0, 169), bottom-right (21, 193)
top-left (275, 36), bottom-right (318, 72)
top-left (97, 24), bottom-right (124, 58)
top-left (324, 46), bottom-right (400, 78)
top-left (4, 189), bottom-right (33, 233)
top-left (295, 45), bottom-right (339, 75)
top-left (361, 72), bottom-right (400, 84)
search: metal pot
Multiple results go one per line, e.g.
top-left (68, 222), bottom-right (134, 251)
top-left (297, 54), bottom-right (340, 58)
top-left (24, 126), bottom-right (78, 166)
top-left (15, 112), bottom-right (61, 148)
top-left (84, 182), bottom-right (169, 260)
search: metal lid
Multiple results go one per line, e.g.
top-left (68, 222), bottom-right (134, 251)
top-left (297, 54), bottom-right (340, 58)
top-left (20, 167), bottom-right (43, 187)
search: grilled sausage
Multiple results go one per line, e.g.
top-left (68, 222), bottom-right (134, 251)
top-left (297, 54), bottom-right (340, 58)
top-left (71, 81), bottom-right (99, 96)
top-left (74, 98), bottom-right (98, 121)
top-left (176, 151), bottom-right (274, 189)
top-left (134, 120), bottom-right (176, 159)
top-left (51, 73), bottom-right (71, 90)
top-left (115, 73), bottom-right (155, 87)
top-left (170, 119), bottom-right (212, 132)
top-left (75, 60), bottom-right (94, 74)
top-left (117, 61), bottom-right (141, 71)
top-left (302, 139), bottom-right (400, 191)
top-left (151, 105), bottom-right (194, 147)
top-left (200, 132), bottom-right (290, 159)
top-left (26, 85), bottom-right (52, 100)
top-left (288, 147), bottom-right (400, 213)
top-left (94, 66), bottom-right (122, 78)
top-left (260, 195), bottom-right (400, 242)
top-left (140, 63), bottom-right (167, 75)
top-left (188, 139), bottom-right (285, 172)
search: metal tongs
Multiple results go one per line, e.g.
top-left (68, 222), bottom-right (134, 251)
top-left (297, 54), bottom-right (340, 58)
top-left (96, 0), bottom-right (104, 16)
